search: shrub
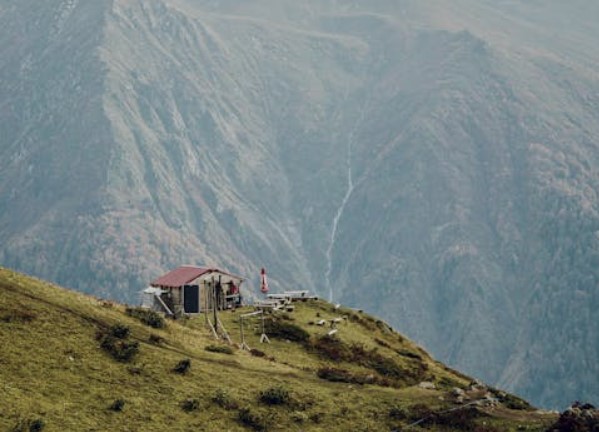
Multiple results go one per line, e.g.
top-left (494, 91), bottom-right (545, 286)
top-left (259, 386), bottom-right (291, 406)
top-left (148, 334), bottom-right (164, 345)
top-left (250, 348), bottom-right (266, 358)
top-left (109, 399), bottom-right (125, 412)
top-left (310, 335), bottom-right (352, 361)
top-left (28, 420), bottom-right (45, 432)
top-left (389, 405), bottom-right (408, 420)
top-left (98, 329), bottom-right (139, 363)
top-left (374, 338), bottom-right (392, 349)
top-left (264, 319), bottom-right (310, 343)
top-left (238, 407), bottom-right (270, 431)
top-left (309, 412), bottom-right (324, 424)
top-left (11, 418), bottom-right (45, 432)
top-left (181, 398), bottom-right (200, 412)
top-left (489, 388), bottom-right (532, 411)
top-left (316, 367), bottom-right (375, 385)
top-left (173, 359), bottom-right (191, 374)
top-left (406, 404), bottom-right (433, 422)
top-left (423, 406), bottom-right (486, 429)
top-left (212, 389), bottom-right (238, 410)
top-left (396, 349), bottom-right (422, 360)
top-left (0, 309), bottom-right (36, 323)
top-left (317, 367), bottom-right (353, 383)
top-left (367, 353), bottom-right (405, 379)
top-left (205, 344), bottom-right (234, 355)
top-left (126, 307), bottom-right (165, 328)
top-left (438, 376), bottom-right (463, 389)
top-left (109, 324), bottom-right (131, 339)
top-left (311, 336), bottom-right (423, 384)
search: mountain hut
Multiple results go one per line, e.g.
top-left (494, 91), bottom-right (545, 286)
top-left (144, 266), bottom-right (243, 316)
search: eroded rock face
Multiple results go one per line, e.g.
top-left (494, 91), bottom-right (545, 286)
top-left (2, 0), bottom-right (599, 408)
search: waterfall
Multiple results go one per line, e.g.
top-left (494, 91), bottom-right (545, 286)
top-left (324, 140), bottom-right (355, 302)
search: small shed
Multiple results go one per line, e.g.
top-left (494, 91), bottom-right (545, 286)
top-left (147, 266), bottom-right (244, 315)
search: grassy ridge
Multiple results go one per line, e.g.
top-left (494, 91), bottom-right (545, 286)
top-left (0, 268), bottom-right (555, 431)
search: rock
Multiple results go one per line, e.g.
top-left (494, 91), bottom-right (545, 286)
top-left (452, 387), bottom-right (466, 397)
top-left (418, 381), bottom-right (436, 390)
top-left (547, 402), bottom-right (599, 431)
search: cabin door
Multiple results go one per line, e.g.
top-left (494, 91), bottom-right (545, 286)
top-left (183, 285), bottom-right (200, 313)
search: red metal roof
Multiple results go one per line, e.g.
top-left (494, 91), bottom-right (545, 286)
top-left (150, 266), bottom-right (245, 288)
top-left (151, 266), bottom-right (210, 288)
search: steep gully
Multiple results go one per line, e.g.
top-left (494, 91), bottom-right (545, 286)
top-left (325, 104), bottom-right (369, 301)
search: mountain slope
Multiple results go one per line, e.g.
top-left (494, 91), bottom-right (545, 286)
top-left (0, 267), bottom-right (556, 431)
top-left (1, 0), bottom-right (599, 408)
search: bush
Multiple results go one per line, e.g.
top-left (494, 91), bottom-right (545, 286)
top-left (316, 367), bottom-right (377, 386)
top-left (250, 348), bottom-right (266, 358)
top-left (389, 405), bottom-right (409, 420)
top-left (420, 406), bottom-right (488, 429)
top-left (109, 399), bottom-right (125, 412)
top-left (374, 338), bottom-right (392, 349)
top-left (11, 418), bottom-right (45, 432)
top-left (181, 398), bottom-right (200, 412)
top-left (28, 420), bottom-right (45, 432)
top-left (490, 389), bottom-right (532, 411)
top-left (173, 359), bottom-right (191, 375)
top-left (367, 353), bottom-right (405, 379)
top-left (98, 327), bottom-right (139, 363)
top-left (406, 403), bottom-right (433, 421)
top-left (309, 412), bottom-right (324, 424)
top-left (238, 407), bottom-right (270, 431)
top-left (212, 389), bottom-right (238, 410)
top-left (396, 349), bottom-right (422, 360)
top-left (126, 307), bottom-right (165, 329)
top-left (205, 344), bottom-right (234, 355)
top-left (259, 386), bottom-right (291, 406)
top-left (148, 334), bottom-right (164, 345)
top-left (264, 319), bottom-right (310, 343)
top-left (311, 336), bottom-right (424, 384)
top-left (109, 324), bottom-right (131, 339)
top-left (310, 335), bottom-right (352, 361)
top-left (0, 309), bottom-right (36, 323)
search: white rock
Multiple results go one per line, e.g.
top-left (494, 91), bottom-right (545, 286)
top-left (418, 381), bottom-right (436, 390)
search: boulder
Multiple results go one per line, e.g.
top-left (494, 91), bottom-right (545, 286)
top-left (418, 381), bottom-right (436, 390)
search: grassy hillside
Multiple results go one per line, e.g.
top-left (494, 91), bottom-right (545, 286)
top-left (0, 267), bottom-right (556, 431)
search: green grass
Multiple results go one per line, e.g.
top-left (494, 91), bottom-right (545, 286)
top-left (0, 267), bottom-right (557, 431)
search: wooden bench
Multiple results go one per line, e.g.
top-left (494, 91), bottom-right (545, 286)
top-left (283, 290), bottom-right (318, 301)
top-left (253, 299), bottom-right (283, 310)
top-left (266, 293), bottom-right (292, 304)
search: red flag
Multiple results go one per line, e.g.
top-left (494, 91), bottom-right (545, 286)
top-left (260, 267), bottom-right (269, 293)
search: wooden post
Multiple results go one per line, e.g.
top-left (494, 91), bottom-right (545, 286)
top-left (260, 310), bottom-right (270, 344)
top-left (203, 281), bottom-right (208, 325)
top-left (239, 314), bottom-right (250, 351)
top-left (218, 275), bottom-right (223, 310)
top-left (212, 276), bottom-right (218, 333)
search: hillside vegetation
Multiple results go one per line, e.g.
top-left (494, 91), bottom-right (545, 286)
top-left (0, 267), bottom-right (557, 431)
top-left (2, 1), bottom-right (599, 408)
